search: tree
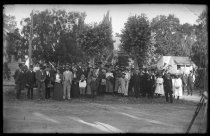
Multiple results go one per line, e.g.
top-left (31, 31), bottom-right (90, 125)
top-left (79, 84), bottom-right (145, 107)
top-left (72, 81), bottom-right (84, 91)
top-left (151, 14), bottom-right (187, 56)
top-left (120, 14), bottom-right (151, 68)
top-left (6, 28), bottom-right (23, 61)
top-left (3, 13), bottom-right (20, 62)
top-left (78, 11), bottom-right (114, 66)
top-left (191, 9), bottom-right (208, 68)
top-left (179, 23), bottom-right (196, 57)
top-left (21, 9), bottom-right (86, 64)
top-left (3, 13), bottom-right (17, 33)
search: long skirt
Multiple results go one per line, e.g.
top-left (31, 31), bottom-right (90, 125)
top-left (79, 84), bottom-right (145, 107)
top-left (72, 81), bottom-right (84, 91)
top-left (124, 79), bottom-right (129, 96)
top-left (106, 80), bottom-right (113, 93)
top-left (86, 84), bottom-right (91, 95)
top-left (155, 84), bottom-right (164, 95)
top-left (114, 78), bottom-right (120, 93)
top-left (53, 82), bottom-right (63, 100)
top-left (71, 82), bottom-right (80, 98)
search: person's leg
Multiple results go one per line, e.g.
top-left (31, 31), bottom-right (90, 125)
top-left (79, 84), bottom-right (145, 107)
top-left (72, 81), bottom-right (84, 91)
top-left (67, 84), bottom-right (71, 99)
top-left (187, 85), bottom-right (190, 95)
top-left (42, 82), bottom-right (46, 100)
top-left (81, 88), bottom-right (85, 96)
top-left (190, 84), bottom-right (193, 96)
top-left (31, 88), bottom-right (33, 99)
top-left (45, 87), bottom-right (48, 99)
top-left (165, 89), bottom-right (169, 102)
top-left (63, 83), bottom-right (66, 99)
top-left (37, 83), bottom-right (41, 100)
top-left (169, 91), bottom-right (173, 103)
top-left (16, 85), bottom-right (20, 99)
top-left (79, 88), bottom-right (82, 96)
top-left (27, 87), bottom-right (30, 99)
top-left (47, 87), bottom-right (51, 99)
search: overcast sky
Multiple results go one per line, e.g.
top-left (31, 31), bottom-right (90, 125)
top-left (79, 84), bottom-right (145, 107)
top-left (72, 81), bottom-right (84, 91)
top-left (4, 4), bottom-right (206, 35)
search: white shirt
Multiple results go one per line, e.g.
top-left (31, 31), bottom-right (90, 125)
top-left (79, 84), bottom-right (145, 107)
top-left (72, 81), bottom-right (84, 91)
top-left (79, 80), bottom-right (87, 88)
top-left (46, 71), bottom-right (50, 76)
top-left (33, 66), bottom-right (40, 72)
top-left (106, 72), bottom-right (113, 78)
top-left (55, 74), bottom-right (61, 83)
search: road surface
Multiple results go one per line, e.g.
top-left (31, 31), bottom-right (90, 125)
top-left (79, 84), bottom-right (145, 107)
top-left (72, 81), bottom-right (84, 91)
top-left (3, 86), bottom-right (207, 133)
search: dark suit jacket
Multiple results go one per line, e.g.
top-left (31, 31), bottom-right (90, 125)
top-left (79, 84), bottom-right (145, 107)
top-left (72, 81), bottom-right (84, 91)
top-left (163, 73), bottom-right (172, 91)
top-left (26, 70), bottom-right (36, 87)
top-left (45, 71), bottom-right (53, 87)
top-left (35, 70), bottom-right (46, 83)
top-left (14, 69), bottom-right (25, 85)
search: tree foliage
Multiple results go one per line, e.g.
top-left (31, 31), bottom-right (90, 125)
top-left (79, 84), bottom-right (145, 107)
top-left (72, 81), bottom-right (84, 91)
top-left (191, 9), bottom-right (208, 68)
top-left (21, 9), bottom-right (86, 64)
top-left (151, 14), bottom-right (187, 56)
top-left (78, 11), bottom-right (114, 65)
top-left (120, 14), bottom-right (151, 67)
top-left (3, 14), bottom-right (21, 62)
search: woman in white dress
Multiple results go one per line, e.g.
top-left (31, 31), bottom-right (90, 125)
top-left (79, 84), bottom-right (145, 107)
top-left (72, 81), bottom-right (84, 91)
top-left (124, 70), bottom-right (130, 96)
top-left (154, 74), bottom-right (164, 97)
top-left (118, 72), bottom-right (126, 96)
top-left (173, 74), bottom-right (183, 100)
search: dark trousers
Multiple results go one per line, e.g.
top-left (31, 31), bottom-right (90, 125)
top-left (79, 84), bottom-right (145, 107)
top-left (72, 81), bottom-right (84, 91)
top-left (15, 84), bottom-right (23, 99)
top-left (134, 84), bottom-right (140, 98)
top-left (91, 89), bottom-right (97, 98)
top-left (187, 84), bottom-right (193, 96)
top-left (15, 86), bottom-right (21, 99)
top-left (27, 87), bottom-right (33, 99)
top-left (99, 85), bottom-right (106, 95)
top-left (141, 86), bottom-right (146, 97)
top-left (37, 82), bottom-right (45, 99)
top-left (164, 87), bottom-right (173, 103)
top-left (45, 87), bottom-right (51, 99)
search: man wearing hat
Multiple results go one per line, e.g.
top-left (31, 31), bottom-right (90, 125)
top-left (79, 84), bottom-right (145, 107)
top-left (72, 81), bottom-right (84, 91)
top-left (163, 69), bottom-right (173, 103)
top-left (45, 65), bottom-right (54, 99)
top-left (13, 63), bottom-right (25, 99)
top-left (35, 64), bottom-right (46, 100)
top-left (63, 65), bottom-right (73, 100)
top-left (90, 74), bottom-right (99, 98)
top-left (26, 65), bottom-right (36, 99)
top-left (187, 70), bottom-right (194, 96)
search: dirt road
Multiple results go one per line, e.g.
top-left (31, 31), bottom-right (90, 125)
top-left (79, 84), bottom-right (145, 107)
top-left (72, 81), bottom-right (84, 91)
top-left (3, 86), bottom-right (207, 133)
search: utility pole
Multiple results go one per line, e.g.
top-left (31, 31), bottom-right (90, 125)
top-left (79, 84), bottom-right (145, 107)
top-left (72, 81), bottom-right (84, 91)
top-left (29, 10), bottom-right (33, 67)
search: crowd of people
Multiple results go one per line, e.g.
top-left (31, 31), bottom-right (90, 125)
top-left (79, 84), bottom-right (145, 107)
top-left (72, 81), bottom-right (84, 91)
top-left (13, 61), bottom-right (196, 103)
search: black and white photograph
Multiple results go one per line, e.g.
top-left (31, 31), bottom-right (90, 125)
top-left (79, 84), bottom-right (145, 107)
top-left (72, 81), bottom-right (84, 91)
top-left (3, 4), bottom-right (208, 133)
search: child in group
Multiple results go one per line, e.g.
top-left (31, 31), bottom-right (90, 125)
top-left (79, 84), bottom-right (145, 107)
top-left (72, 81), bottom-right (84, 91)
top-left (79, 74), bottom-right (87, 97)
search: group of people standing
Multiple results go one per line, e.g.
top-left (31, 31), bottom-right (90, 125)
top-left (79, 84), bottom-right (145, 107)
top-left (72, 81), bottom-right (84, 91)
top-left (13, 62), bottom-right (196, 103)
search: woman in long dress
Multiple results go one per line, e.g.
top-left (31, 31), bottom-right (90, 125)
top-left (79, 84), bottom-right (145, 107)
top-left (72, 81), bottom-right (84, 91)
top-left (53, 69), bottom-right (63, 100)
top-left (154, 74), bottom-right (164, 97)
top-left (119, 73), bottom-right (126, 96)
top-left (106, 69), bottom-right (114, 94)
top-left (173, 74), bottom-right (183, 99)
top-left (86, 67), bottom-right (93, 97)
top-left (124, 70), bottom-right (130, 96)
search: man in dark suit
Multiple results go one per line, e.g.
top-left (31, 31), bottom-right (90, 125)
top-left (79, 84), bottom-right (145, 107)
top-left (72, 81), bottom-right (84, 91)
top-left (45, 66), bottom-right (54, 99)
top-left (133, 69), bottom-right (141, 98)
top-left (35, 65), bottom-right (46, 100)
top-left (143, 69), bottom-right (150, 97)
top-left (13, 63), bottom-right (25, 99)
top-left (26, 65), bottom-right (36, 99)
top-left (163, 69), bottom-right (173, 103)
